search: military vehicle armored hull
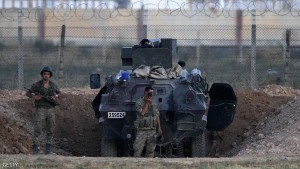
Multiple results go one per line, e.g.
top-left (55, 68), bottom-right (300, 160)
top-left (90, 39), bottom-right (237, 157)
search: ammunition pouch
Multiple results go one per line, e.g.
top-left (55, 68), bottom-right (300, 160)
top-left (134, 116), bottom-right (157, 130)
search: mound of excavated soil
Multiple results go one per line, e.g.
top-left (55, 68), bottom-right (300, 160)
top-left (216, 91), bottom-right (292, 156)
top-left (228, 85), bottom-right (300, 157)
top-left (0, 85), bottom-right (299, 157)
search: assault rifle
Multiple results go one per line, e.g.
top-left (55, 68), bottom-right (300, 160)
top-left (24, 87), bottom-right (60, 106)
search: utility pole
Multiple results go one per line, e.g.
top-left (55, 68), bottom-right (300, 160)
top-left (92, 0), bottom-right (96, 8)
top-left (28, 0), bottom-right (33, 8)
top-left (137, 0), bottom-right (147, 43)
top-left (38, 0), bottom-right (46, 54)
top-left (60, 0), bottom-right (65, 11)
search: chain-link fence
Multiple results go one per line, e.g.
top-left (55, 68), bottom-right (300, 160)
top-left (1, 24), bottom-right (300, 90)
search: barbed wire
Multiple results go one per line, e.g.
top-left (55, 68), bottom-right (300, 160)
top-left (0, 0), bottom-right (300, 21)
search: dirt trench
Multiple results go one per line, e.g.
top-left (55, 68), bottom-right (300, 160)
top-left (0, 85), bottom-right (298, 157)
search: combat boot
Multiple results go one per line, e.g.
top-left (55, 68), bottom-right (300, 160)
top-left (32, 144), bottom-right (39, 155)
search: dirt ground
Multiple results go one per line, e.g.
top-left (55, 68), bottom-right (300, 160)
top-left (0, 84), bottom-right (299, 161)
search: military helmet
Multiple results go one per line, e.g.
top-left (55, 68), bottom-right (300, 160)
top-left (178, 60), bottom-right (186, 68)
top-left (40, 66), bottom-right (53, 76)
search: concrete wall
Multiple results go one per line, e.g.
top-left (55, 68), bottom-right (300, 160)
top-left (0, 9), bottom-right (299, 45)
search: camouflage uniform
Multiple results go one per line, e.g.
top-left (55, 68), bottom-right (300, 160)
top-left (133, 97), bottom-right (159, 157)
top-left (28, 80), bottom-right (60, 152)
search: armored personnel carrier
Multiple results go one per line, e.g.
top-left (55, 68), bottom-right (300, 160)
top-left (90, 38), bottom-right (237, 157)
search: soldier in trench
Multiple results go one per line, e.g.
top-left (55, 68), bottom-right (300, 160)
top-left (26, 66), bottom-right (60, 154)
top-left (133, 86), bottom-right (162, 157)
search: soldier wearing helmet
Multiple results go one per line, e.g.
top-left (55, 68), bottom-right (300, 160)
top-left (26, 66), bottom-right (61, 155)
top-left (177, 60), bottom-right (185, 68)
top-left (40, 66), bottom-right (53, 77)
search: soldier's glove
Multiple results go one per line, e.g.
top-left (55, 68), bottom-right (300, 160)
top-left (154, 133), bottom-right (164, 142)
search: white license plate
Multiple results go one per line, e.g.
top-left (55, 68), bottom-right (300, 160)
top-left (108, 112), bottom-right (126, 118)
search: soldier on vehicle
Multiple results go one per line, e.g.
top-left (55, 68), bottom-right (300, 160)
top-left (26, 66), bottom-right (60, 155)
top-left (177, 60), bottom-right (189, 79)
top-left (133, 86), bottom-right (162, 157)
top-left (177, 60), bottom-right (185, 68)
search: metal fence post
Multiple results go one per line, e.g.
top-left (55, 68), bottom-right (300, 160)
top-left (236, 9), bottom-right (244, 64)
top-left (102, 29), bottom-right (107, 64)
top-left (196, 30), bottom-right (201, 67)
top-left (284, 29), bottom-right (291, 86)
top-left (251, 9), bottom-right (257, 90)
top-left (17, 10), bottom-right (24, 90)
top-left (58, 25), bottom-right (66, 79)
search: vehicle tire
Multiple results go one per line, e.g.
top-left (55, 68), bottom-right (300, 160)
top-left (174, 141), bottom-right (184, 157)
top-left (100, 138), bottom-right (117, 157)
top-left (190, 131), bottom-right (207, 157)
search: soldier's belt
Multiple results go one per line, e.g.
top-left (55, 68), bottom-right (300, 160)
top-left (135, 116), bottom-right (157, 129)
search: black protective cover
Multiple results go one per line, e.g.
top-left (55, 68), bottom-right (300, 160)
top-left (206, 83), bottom-right (237, 131)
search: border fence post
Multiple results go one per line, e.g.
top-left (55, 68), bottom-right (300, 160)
top-left (17, 10), bottom-right (24, 90)
top-left (58, 25), bottom-right (66, 79)
top-left (196, 30), bottom-right (201, 67)
top-left (284, 29), bottom-right (291, 86)
top-left (236, 9), bottom-right (244, 64)
top-left (251, 9), bottom-right (257, 90)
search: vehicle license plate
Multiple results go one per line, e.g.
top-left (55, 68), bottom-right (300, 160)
top-left (108, 112), bottom-right (126, 118)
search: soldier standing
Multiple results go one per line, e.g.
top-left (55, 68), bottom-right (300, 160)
top-left (26, 66), bottom-right (60, 154)
top-left (133, 86), bottom-right (162, 157)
